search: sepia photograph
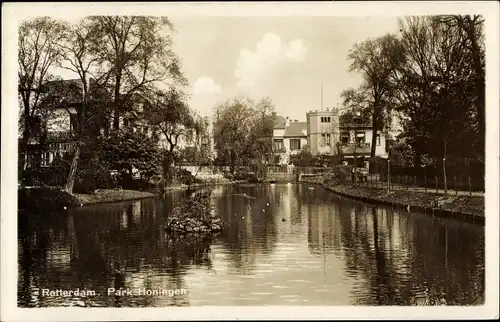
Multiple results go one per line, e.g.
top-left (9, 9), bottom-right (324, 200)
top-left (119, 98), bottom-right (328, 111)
top-left (1, 1), bottom-right (499, 321)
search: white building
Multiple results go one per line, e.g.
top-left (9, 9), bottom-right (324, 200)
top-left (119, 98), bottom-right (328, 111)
top-left (272, 113), bottom-right (308, 165)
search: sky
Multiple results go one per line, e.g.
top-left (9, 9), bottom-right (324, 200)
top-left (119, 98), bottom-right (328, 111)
top-left (171, 16), bottom-right (400, 121)
top-left (51, 16), bottom-right (400, 122)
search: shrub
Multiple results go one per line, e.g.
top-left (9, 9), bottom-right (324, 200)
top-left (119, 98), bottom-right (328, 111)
top-left (171, 189), bottom-right (214, 221)
top-left (173, 168), bottom-right (203, 185)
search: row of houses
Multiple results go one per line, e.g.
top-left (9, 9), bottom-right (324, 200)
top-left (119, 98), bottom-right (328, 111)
top-left (272, 107), bottom-right (392, 166)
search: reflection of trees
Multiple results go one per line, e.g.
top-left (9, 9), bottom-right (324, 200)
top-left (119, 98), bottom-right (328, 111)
top-left (307, 194), bottom-right (485, 305)
top-left (17, 190), bottom-right (220, 307)
top-left (213, 184), bottom-right (279, 273)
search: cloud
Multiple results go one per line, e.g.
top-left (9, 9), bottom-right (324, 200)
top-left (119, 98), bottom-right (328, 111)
top-left (192, 76), bottom-right (222, 95)
top-left (235, 32), bottom-right (308, 88)
top-left (189, 76), bottom-right (222, 117)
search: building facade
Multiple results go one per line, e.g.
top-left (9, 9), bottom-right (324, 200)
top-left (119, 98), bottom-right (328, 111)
top-left (306, 108), bottom-right (340, 156)
top-left (339, 122), bottom-right (388, 167)
top-left (271, 108), bottom-right (389, 167)
top-left (272, 113), bottom-right (308, 165)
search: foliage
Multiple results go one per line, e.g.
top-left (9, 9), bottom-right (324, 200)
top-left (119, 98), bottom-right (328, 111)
top-left (290, 150), bottom-right (340, 167)
top-left (289, 148), bottom-right (314, 166)
top-left (173, 168), bottom-right (203, 186)
top-left (18, 16), bottom-right (189, 193)
top-left (341, 15), bottom-right (485, 182)
top-left (390, 16), bottom-right (484, 171)
top-left (171, 189), bottom-right (214, 221)
top-left (96, 130), bottom-right (162, 179)
top-left (213, 97), bottom-right (274, 172)
top-left (18, 187), bottom-right (80, 213)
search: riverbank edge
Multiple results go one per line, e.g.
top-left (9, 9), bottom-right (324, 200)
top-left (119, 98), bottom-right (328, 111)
top-left (18, 181), bottom-right (245, 211)
top-left (75, 181), bottom-right (246, 206)
top-left (301, 179), bottom-right (485, 224)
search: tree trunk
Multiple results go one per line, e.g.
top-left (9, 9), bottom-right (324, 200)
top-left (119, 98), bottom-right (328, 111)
top-left (370, 111), bottom-right (378, 158)
top-left (64, 145), bottom-right (80, 194)
top-left (18, 136), bottom-right (29, 183)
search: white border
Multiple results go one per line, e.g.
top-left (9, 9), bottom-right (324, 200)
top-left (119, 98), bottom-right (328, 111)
top-left (2, 2), bottom-right (499, 321)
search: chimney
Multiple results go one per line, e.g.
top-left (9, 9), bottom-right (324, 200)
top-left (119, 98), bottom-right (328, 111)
top-left (294, 119), bottom-right (298, 122)
top-left (285, 116), bottom-right (290, 127)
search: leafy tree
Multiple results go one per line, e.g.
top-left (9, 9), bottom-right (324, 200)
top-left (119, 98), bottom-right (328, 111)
top-left (96, 130), bottom-right (162, 181)
top-left (143, 88), bottom-right (199, 183)
top-left (212, 97), bottom-right (275, 173)
top-left (392, 16), bottom-right (484, 173)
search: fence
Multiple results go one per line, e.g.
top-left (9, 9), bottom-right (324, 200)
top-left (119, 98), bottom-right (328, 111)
top-left (353, 173), bottom-right (482, 196)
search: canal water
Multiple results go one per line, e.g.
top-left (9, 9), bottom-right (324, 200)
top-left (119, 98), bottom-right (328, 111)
top-left (17, 183), bottom-right (485, 307)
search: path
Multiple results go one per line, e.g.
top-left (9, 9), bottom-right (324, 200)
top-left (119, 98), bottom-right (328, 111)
top-left (356, 181), bottom-right (484, 197)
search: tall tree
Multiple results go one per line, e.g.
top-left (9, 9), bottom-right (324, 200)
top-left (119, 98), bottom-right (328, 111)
top-left (212, 97), bottom-right (275, 173)
top-left (53, 19), bottom-right (112, 193)
top-left (87, 16), bottom-right (186, 132)
top-left (346, 34), bottom-right (402, 157)
top-left (143, 88), bottom-right (198, 183)
top-left (18, 17), bottom-right (66, 180)
top-left (393, 16), bottom-right (484, 172)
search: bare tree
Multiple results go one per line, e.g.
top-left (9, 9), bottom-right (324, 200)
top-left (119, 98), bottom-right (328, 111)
top-left (87, 16), bottom-right (186, 132)
top-left (54, 19), bottom-right (113, 193)
top-left (18, 17), bottom-right (66, 180)
top-left (346, 34), bottom-right (402, 157)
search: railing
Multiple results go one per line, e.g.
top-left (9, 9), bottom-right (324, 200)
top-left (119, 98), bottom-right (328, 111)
top-left (352, 173), bottom-right (483, 196)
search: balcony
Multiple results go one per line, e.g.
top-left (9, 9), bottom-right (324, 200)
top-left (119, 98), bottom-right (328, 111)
top-left (340, 142), bottom-right (371, 155)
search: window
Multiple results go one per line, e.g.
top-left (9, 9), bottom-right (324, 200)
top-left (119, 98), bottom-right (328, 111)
top-left (341, 133), bottom-right (349, 144)
top-left (274, 139), bottom-right (284, 150)
top-left (321, 134), bottom-right (326, 146)
top-left (376, 134), bottom-right (381, 146)
top-left (320, 117), bottom-right (331, 123)
top-left (326, 134), bottom-right (331, 146)
top-left (290, 139), bottom-right (301, 150)
top-left (356, 132), bottom-right (366, 144)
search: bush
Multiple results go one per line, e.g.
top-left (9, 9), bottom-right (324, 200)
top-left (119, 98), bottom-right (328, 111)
top-left (323, 165), bottom-right (351, 183)
top-left (173, 168), bottom-right (203, 185)
top-left (171, 189), bottom-right (214, 221)
top-left (18, 187), bottom-right (80, 213)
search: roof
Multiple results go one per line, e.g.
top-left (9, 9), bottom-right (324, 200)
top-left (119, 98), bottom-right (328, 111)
top-left (284, 122), bottom-right (307, 137)
top-left (273, 115), bottom-right (287, 129)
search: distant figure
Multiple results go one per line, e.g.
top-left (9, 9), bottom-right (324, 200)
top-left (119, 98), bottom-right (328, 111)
top-left (282, 218), bottom-right (286, 222)
top-left (351, 168), bottom-right (356, 183)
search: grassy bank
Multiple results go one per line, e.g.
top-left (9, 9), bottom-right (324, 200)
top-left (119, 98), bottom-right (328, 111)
top-left (302, 178), bottom-right (484, 221)
top-left (74, 189), bottom-right (155, 205)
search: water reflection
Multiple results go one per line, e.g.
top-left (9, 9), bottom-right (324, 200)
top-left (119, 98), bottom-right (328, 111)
top-left (18, 184), bottom-right (484, 307)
